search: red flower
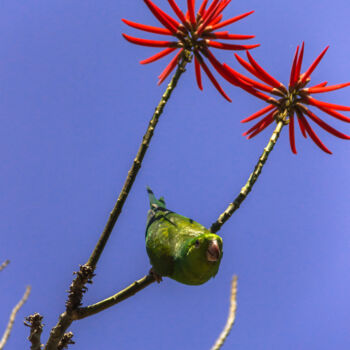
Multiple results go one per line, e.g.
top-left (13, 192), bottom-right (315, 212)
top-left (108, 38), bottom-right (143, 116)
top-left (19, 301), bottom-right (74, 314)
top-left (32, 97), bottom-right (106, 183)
top-left (221, 43), bottom-right (350, 153)
top-left (122, 0), bottom-right (258, 101)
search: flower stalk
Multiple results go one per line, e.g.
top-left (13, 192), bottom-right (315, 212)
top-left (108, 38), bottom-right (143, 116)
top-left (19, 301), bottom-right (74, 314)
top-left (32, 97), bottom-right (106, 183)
top-left (210, 119), bottom-right (285, 233)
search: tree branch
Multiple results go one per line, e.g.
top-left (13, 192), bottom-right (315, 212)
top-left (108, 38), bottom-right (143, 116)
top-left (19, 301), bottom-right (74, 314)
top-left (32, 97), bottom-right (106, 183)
top-left (210, 120), bottom-right (284, 233)
top-left (210, 276), bottom-right (238, 350)
top-left (0, 285), bottom-right (31, 350)
top-left (73, 273), bottom-right (156, 320)
top-left (44, 52), bottom-right (192, 350)
top-left (24, 313), bottom-right (44, 350)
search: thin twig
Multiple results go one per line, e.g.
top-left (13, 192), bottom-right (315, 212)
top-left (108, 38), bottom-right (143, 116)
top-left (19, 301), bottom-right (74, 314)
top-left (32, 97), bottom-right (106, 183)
top-left (73, 273), bottom-right (155, 320)
top-left (0, 286), bottom-right (31, 350)
top-left (210, 120), bottom-right (284, 233)
top-left (44, 52), bottom-right (191, 350)
top-left (24, 313), bottom-right (44, 350)
top-left (0, 260), bottom-right (10, 272)
top-left (210, 276), bottom-right (238, 350)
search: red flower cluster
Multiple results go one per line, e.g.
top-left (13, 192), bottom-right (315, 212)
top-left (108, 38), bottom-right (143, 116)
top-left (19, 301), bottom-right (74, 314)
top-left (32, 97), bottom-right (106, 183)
top-left (122, 0), bottom-right (258, 101)
top-left (220, 43), bottom-right (350, 154)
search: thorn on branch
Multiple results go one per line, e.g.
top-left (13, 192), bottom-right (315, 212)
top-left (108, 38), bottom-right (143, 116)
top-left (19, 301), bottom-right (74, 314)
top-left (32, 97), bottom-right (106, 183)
top-left (24, 313), bottom-right (44, 350)
top-left (57, 332), bottom-right (75, 350)
top-left (66, 264), bottom-right (95, 312)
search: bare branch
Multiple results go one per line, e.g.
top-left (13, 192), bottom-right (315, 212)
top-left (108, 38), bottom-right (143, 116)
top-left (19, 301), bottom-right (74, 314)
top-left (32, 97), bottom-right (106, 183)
top-left (0, 285), bottom-right (31, 350)
top-left (210, 276), bottom-right (238, 350)
top-left (24, 313), bottom-right (44, 350)
top-left (0, 260), bottom-right (10, 272)
top-left (74, 273), bottom-right (156, 320)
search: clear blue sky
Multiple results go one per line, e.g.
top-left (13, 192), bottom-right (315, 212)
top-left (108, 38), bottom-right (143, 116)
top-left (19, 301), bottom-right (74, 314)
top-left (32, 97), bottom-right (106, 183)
top-left (1, 1), bottom-right (349, 349)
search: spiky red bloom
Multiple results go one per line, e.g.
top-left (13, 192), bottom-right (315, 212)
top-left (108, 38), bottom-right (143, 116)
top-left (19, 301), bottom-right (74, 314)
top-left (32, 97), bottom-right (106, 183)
top-left (122, 0), bottom-right (258, 101)
top-left (222, 43), bottom-right (350, 153)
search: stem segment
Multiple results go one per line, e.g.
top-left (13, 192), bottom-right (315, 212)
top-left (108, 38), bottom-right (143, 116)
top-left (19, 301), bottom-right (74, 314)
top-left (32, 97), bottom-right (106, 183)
top-left (74, 274), bottom-right (156, 320)
top-left (87, 51), bottom-right (190, 270)
top-left (210, 120), bottom-right (284, 233)
top-left (44, 51), bottom-right (191, 350)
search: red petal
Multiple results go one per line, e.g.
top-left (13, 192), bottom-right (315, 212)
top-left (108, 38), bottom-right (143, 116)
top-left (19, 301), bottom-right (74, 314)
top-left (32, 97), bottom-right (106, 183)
top-left (196, 52), bottom-right (231, 101)
top-left (210, 11), bottom-right (254, 31)
top-left (301, 46), bottom-right (329, 83)
top-left (122, 34), bottom-right (176, 47)
top-left (201, 0), bottom-right (220, 22)
top-left (167, 0), bottom-right (187, 26)
top-left (289, 45), bottom-right (299, 87)
top-left (157, 49), bottom-right (183, 84)
top-left (197, 1), bottom-right (221, 35)
top-left (306, 82), bottom-right (350, 94)
top-left (304, 109), bottom-right (350, 140)
top-left (296, 110), bottom-right (307, 138)
top-left (209, 14), bottom-right (223, 26)
top-left (241, 104), bottom-right (276, 123)
top-left (244, 112), bottom-right (275, 139)
top-left (308, 81), bottom-right (328, 89)
top-left (246, 51), bottom-right (281, 88)
top-left (206, 32), bottom-right (255, 40)
top-left (198, 0), bottom-right (208, 16)
top-left (194, 56), bottom-right (203, 90)
top-left (294, 41), bottom-right (304, 82)
top-left (207, 40), bottom-right (259, 50)
top-left (140, 47), bottom-right (177, 64)
top-left (316, 105), bottom-right (350, 123)
top-left (122, 19), bottom-right (173, 35)
top-left (298, 113), bottom-right (332, 154)
top-left (307, 96), bottom-right (350, 111)
top-left (144, 0), bottom-right (179, 34)
top-left (187, 0), bottom-right (196, 25)
top-left (289, 113), bottom-right (297, 154)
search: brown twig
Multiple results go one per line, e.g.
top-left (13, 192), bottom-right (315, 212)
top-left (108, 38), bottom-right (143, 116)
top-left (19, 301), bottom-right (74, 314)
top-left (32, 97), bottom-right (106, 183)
top-left (24, 313), bottom-right (44, 350)
top-left (210, 276), bottom-right (238, 350)
top-left (0, 260), bottom-right (10, 272)
top-left (0, 286), bottom-right (31, 350)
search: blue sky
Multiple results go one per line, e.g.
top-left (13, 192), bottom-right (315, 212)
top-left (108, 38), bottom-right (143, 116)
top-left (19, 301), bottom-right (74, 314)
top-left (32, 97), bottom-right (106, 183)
top-left (1, 1), bottom-right (349, 349)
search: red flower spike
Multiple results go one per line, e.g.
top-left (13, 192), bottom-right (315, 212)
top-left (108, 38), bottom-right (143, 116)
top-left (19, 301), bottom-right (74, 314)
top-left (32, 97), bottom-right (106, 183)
top-left (306, 82), bottom-right (350, 94)
top-left (230, 43), bottom-right (350, 153)
top-left (122, 19), bottom-right (172, 35)
top-left (241, 104), bottom-right (276, 123)
top-left (140, 47), bottom-right (177, 64)
top-left (294, 42), bottom-right (304, 81)
top-left (198, 0), bottom-right (208, 16)
top-left (289, 45), bottom-right (299, 87)
top-left (167, 0), bottom-right (187, 26)
top-left (158, 49), bottom-right (183, 84)
top-left (301, 45), bottom-right (329, 83)
top-left (298, 114), bottom-right (332, 154)
top-left (122, 34), bottom-right (176, 48)
top-left (187, 0), bottom-right (196, 25)
top-left (210, 10), bottom-right (254, 31)
top-left (306, 96), bottom-right (350, 111)
top-left (196, 53), bottom-right (231, 101)
top-left (289, 113), bottom-right (297, 154)
top-left (123, 0), bottom-right (257, 100)
top-left (246, 51), bottom-right (282, 88)
top-left (246, 112), bottom-right (275, 139)
top-left (143, 0), bottom-right (179, 33)
top-left (194, 56), bottom-right (203, 90)
top-left (304, 109), bottom-right (350, 140)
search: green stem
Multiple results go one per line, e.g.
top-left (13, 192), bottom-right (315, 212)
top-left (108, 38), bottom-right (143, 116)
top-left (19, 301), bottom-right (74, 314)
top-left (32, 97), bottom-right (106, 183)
top-left (44, 51), bottom-right (191, 350)
top-left (210, 120), bottom-right (285, 233)
top-left (87, 51), bottom-right (190, 270)
top-left (73, 274), bottom-right (156, 320)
